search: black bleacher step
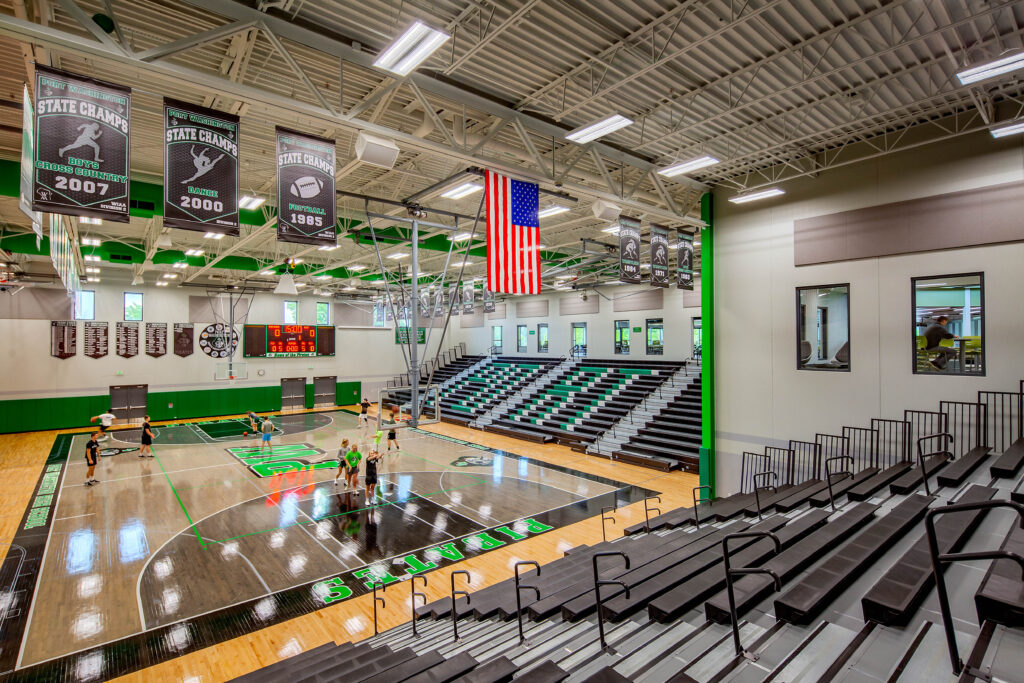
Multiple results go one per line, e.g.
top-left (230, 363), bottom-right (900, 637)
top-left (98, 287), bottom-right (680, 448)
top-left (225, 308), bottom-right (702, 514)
top-left (630, 432), bottom-right (701, 451)
top-left (517, 660), bottom-right (568, 682)
top-left (773, 493), bottom-right (934, 624)
top-left (611, 449), bottom-right (678, 471)
top-left (580, 667), bottom-right (632, 683)
top-left (614, 440), bottom-right (700, 462)
top-left (936, 445), bottom-right (992, 487)
top-left (642, 512), bottom-right (828, 624)
top-left (229, 643), bottom-right (343, 682)
top-left (990, 437), bottom-right (1024, 478)
top-left (740, 484), bottom-right (800, 515)
top-left (974, 519), bottom-right (1024, 627)
top-left (298, 645), bottom-right (411, 683)
top-left (889, 453), bottom-right (950, 494)
top-left (860, 484), bottom-right (997, 625)
top-left (483, 424), bottom-right (552, 443)
top-left (704, 502), bottom-right (879, 623)
top-left (622, 491), bottom-right (754, 536)
top-left (358, 650), bottom-right (446, 683)
top-left (401, 652), bottom-right (479, 683)
top-left (847, 461), bottom-right (913, 501)
top-left (807, 467), bottom-right (879, 507)
top-left (451, 656), bottom-right (518, 683)
top-left (773, 480), bottom-right (828, 512)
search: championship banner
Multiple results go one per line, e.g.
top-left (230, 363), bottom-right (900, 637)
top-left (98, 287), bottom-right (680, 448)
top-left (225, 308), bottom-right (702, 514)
top-left (677, 232), bottom-right (694, 290)
top-left (84, 321), bottom-right (108, 359)
top-left (173, 323), bottom-right (194, 357)
top-left (146, 322), bottom-right (167, 357)
top-left (419, 290), bottom-right (432, 319)
top-left (433, 292), bottom-right (444, 318)
top-left (449, 283), bottom-right (460, 315)
top-left (50, 321), bottom-right (76, 359)
top-left (483, 289), bottom-right (496, 313)
top-left (116, 322), bottom-right (139, 358)
top-left (164, 98), bottom-right (239, 236)
top-left (32, 66), bottom-right (131, 222)
top-left (276, 127), bottom-right (336, 246)
top-left (650, 224), bottom-right (670, 288)
top-left (463, 282), bottom-right (475, 314)
top-left (618, 216), bottom-right (642, 284)
top-left (21, 85), bottom-right (42, 245)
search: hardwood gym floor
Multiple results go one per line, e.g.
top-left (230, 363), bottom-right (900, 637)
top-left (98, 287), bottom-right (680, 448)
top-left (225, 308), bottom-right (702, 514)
top-left (0, 407), bottom-right (698, 682)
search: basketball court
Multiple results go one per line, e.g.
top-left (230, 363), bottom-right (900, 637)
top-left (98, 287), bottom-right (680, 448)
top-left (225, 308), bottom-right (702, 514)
top-left (1, 408), bottom-right (651, 678)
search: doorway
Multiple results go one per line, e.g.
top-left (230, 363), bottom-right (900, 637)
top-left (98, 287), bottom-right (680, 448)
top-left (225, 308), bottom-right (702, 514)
top-left (109, 384), bottom-right (147, 424)
top-left (281, 377), bottom-right (306, 411)
top-left (571, 322), bottom-right (587, 356)
top-left (313, 376), bottom-right (336, 408)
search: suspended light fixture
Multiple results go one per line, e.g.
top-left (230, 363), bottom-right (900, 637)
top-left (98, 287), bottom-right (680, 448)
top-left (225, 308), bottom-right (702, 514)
top-left (81, 237), bottom-right (102, 246)
top-left (956, 51), bottom-right (1024, 85)
top-left (990, 120), bottom-right (1024, 138)
top-left (204, 232), bottom-right (225, 240)
top-left (538, 205), bottom-right (570, 218)
top-left (566, 114), bottom-right (633, 143)
top-left (239, 195), bottom-right (265, 210)
top-left (373, 21), bottom-right (450, 76)
top-left (441, 183), bottom-right (483, 200)
top-left (657, 155), bottom-right (720, 177)
top-left (728, 187), bottom-right (785, 204)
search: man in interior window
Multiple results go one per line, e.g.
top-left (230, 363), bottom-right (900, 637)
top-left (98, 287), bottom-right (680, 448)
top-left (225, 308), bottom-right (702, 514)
top-left (923, 315), bottom-right (958, 371)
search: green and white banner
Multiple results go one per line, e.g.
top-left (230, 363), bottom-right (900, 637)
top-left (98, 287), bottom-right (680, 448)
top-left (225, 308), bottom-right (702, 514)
top-left (164, 98), bottom-right (239, 236)
top-left (32, 66), bottom-right (131, 222)
top-left (276, 127), bottom-right (336, 246)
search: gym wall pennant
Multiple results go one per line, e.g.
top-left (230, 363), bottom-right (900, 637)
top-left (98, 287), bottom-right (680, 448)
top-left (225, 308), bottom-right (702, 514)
top-left (32, 66), bottom-right (131, 222)
top-left (618, 216), bottom-right (642, 284)
top-left (276, 127), bottom-right (337, 246)
top-left (163, 98), bottom-right (240, 236)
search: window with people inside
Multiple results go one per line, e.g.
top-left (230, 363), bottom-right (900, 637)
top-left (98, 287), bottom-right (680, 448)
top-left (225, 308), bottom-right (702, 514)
top-left (796, 284), bottom-right (850, 371)
top-left (912, 273), bottom-right (984, 376)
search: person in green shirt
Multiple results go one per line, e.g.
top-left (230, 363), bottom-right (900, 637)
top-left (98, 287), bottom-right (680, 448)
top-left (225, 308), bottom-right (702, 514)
top-left (343, 445), bottom-right (362, 492)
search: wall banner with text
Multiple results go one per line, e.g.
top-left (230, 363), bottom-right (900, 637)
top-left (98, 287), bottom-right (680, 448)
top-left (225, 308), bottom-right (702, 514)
top-left (650, 224), bottom-right (670, 288)
top-left (164, 98), bottom-right (239, 235)
top-left (483, 289), bottom-right (496, 313)
top-left (618, 216), bottom-right (642, 284)
top-left (50, 321), bottom-right (76, 359)
top-left (173, 323), bottom-right (194, 357)
top-left (677, 232), bottom-right (694, 290)
top-left (276, 127), bottom-right (337, 246)
top-left (146, 322), bottom-right (167, 358)
top-left (463, 283), bottom-right (475, 314)
top-left (32, 66), bottom-right (131, 222)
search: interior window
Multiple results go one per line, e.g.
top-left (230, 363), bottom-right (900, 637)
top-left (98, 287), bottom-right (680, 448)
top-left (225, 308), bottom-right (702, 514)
top-left (646, 318), bottom-right (664, 355)
top-left (796, 285), bottom-right (850, 371)
top-left (614, 320), bottom-right (630, 355)
top-left (912, 273), bottom-right (984, 376)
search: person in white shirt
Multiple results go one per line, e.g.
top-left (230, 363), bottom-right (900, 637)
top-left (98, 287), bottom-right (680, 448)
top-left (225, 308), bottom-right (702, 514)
top-left (91, 411), bottom-right (117, 442)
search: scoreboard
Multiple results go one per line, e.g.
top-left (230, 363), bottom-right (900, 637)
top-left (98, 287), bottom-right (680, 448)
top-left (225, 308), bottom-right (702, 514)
top-left (243, 325), bottom-right (335, 357)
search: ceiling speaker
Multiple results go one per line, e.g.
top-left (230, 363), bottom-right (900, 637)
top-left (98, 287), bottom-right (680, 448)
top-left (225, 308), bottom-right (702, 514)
top-left (592, 199), bottom-right (621, 222)
top-left (355, 132), bottom-right (400, 169)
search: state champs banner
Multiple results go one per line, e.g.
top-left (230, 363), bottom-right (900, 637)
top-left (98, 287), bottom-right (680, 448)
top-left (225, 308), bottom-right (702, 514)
top-left (618, 216), bottom-right (642, 284)
top-left (650, 224), bottom-right (670, 287)
top-left (32, 66), bottom-right (131, 222)
top-left (164, 98), bottom-right (239, 236)
top-left (677, 232), bottom-right (694, 290)
top-left (276, 127), bottom-right (337, 246)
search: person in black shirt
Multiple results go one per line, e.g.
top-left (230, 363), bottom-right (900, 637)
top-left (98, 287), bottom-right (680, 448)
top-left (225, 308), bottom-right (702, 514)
top-left (85, 432), bottom-right (100, 485)
top-left (139, 415), bottom-right (154, 458)
top-left (364, 449), bottom-right (381, 502)
top-left (923, 315), bottom-right (958, 371)
top-left (358, 398), bottom-right (371, 434)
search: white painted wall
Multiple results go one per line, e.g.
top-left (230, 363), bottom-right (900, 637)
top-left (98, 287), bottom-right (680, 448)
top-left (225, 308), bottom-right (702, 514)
top-left (449, 282), bottom-right (702, 360)
top-left (0, 283), bottom-right (454, 401)
top-left (713, 131), bottom-right (1024, 495)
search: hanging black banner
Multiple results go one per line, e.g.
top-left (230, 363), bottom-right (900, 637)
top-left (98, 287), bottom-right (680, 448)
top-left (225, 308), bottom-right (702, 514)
top-left (173, 323), bottom-right (194, 357)
top-left (146, 322), bottom-right (167, 357)
top-left (50, 321), bottom-right (76, 359)
top-left (276, 127), bottom-right (337, 246)
top-left (163, 98), bottom-right (239, 236)
top-left (618, 216), bottom-right (642, 284)
top-left (32, 66), bottom-right (131, 222)
top-left (483, 289), bottom-right (496, 313)
top-left (677, 232), bottom-right (694, 290)
top-left (463, 282), bottom-right (475, 314)
top-left (116, 322), bottom-right (139, 358)
top-left (449, 284), bottom-right (460, 315)
top-left (650, 224), bottom-right (670, 288)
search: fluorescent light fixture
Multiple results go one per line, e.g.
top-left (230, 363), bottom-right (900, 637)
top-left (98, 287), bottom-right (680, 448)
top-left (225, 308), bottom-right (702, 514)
top-left (84, 255), bottom-right (101, 262)
top-left (86, 267), bottom-right (100, 274)
top-left (316, 274), bottom-right (332, 281)
top-left (441, 183), bottom-right (483, 200)
top-left (172, 262), bottom-right (187, 269)
top-left (538, 205), bottom-right (570, 218)
top-left (348, 265), bottom-right (368, 272)
top-left (291, 258), bottom-right (304, 265)
top-left (728, 187), bottom-right (785, 204)
top-left (565, 114), bottom-right (633, 143)
top-left (155, 281), bottom-right (169, 287)
top-left (162, 273), bottom-right (178, 279)
top-left (204, 232), bottom-right (225, 240)
top-left (449, 232), bottom-right (473, 241)
top-left (239, 195), bottom-right (265, 210)
top-left (317, 244), bottom-right (339, 251)
top-left (295, 282), bottom-right (307, 288)
top-left (538, 244), bottom-right (546, 250)
top-left (260, 269), bottom-right (275, 275)
top-left (374, 21), bottom-right (450, 76)
top-left (87, 277), bottom-right (100, 283)
top-left (956, 52), bottom-right (1024, 85)
top-left (990, 120), bottom-right (1024, 138)
top-left (462, 261), bottom-right (474, 266)
top-left (81, 237), bottom-right (102, 246)
top-left (602, 225), bottom-right (620, 234)
top-left (658, 155), bottom-right (720, 177)
top-left (343, 286), bottom-right (356, 291)
top-left (388, 252), bottom-right (409, 260)
top-left (185, 248), bottom-right (203, 256)
top-left (79, 217), bottom-right (102, 226)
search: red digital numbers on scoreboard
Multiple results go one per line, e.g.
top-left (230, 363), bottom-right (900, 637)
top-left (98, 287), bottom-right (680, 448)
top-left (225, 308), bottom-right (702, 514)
top-left (266, 325), bottom-right (317, 356)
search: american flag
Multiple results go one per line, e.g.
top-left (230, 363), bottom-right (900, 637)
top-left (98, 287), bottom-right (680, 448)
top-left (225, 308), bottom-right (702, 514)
top-left (485, 169), bottom-right (540, 294)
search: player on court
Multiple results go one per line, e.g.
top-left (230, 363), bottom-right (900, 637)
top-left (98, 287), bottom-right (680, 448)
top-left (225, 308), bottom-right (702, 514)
top-left (334, 438), bottom-right (350, 486)
top-left (358, 398), bottom-right (371, 433)
top-left (260, 417), bottom-right (274, 452)
top-left (91, 410), bottom-right (117, 442)
top-left (364, 449), bottom-right (382, 502)
top-left (84, 432), bottom-right (100, 485)
top-left (387, 404), bottom-right (401, 452)
top-left (139, 415), bottom-right (155, 458)
top-left (343, 443), bottom-right (362, 493)
top-left (247, 411), bottom-right (260, 434)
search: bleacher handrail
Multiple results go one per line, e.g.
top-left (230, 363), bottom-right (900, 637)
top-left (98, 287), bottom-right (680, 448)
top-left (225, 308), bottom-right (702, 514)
top-left (591, 551), bottom-right (631, 652)
top-left (925, 500), bottom-right (1024, 677)
top-left (722, 531), bottom-right (782, 657)
top-left (824, 455), bottom-right (854, 512)
top-left (449, 570), bottom-right (472, 642)
top-left (371, 581), bottom-right (387, 635)
top-left (916, 432), bottom-right (953, 495)
top-left (752, 471), bottom-right (778, 521)
top-left (692, 485), bottom-right (712, 528)
top-left (513, 561), bottom-right (541, 645)
top-left (643, 496), bottom-right (662, 533)
top-left (410, 574), bottom-right (427, 636)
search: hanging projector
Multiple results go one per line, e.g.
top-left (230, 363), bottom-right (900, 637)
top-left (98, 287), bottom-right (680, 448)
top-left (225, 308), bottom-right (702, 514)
top-left (592, 199), bottom-right (621, 221)
top-left (356, 132), bottom-right (400, 169)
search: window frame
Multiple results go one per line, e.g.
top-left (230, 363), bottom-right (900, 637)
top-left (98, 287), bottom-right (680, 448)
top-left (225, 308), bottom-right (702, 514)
top-left (74, 290), bottom-right (95, 321)
top-left (123, 291), bottom-right (143, 321)
top-left (315, 301), bottom-right (331, 326)
top-left (571, 321), bottom-right (587, 356)
top-left (910, 272), bottom-right (985, 377)
top-left (284, 300), bottom-right (298, 325)
top-left (492, 325), bottom-right (503, 352)
top-left (516, 324), bottom-right (528, 353)
top-left (614, 320), bottom-right (630, 355)
top-left (646, 318), bottom-right (664, 355)
top-left (537, 323), bottom-right (549, 353)
top-left (795, 283), bottom-right (851, 372)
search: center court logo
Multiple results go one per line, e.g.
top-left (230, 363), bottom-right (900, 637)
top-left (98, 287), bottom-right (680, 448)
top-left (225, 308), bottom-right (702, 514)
top-left (225, 442), bottom-right (333, 478)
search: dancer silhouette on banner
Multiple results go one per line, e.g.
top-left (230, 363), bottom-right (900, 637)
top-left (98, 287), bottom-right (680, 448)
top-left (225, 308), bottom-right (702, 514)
top-left (182, 146), bottom-right (225, 184)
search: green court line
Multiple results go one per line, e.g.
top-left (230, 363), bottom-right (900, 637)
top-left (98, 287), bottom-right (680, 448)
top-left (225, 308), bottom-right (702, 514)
top-left (154, 452), bottom-right (206, 548)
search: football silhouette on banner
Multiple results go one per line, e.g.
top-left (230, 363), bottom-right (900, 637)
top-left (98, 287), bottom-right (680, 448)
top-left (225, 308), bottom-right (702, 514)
top-left (276, 127), bottom-right (337, 246)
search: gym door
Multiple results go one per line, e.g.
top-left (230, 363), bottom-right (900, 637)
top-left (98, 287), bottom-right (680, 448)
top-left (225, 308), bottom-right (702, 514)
top-left (281, 377), bottom-right (306, 411)
top-left (109, 384), bottom-right (147, 423)
top-left (313, 376), bottom-right (336, 408)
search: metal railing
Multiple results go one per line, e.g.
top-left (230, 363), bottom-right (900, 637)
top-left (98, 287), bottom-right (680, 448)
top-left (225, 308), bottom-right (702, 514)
top-left (722, 531), bottom-right (781, 659)
top-left (410, 575), bottom-right (427, 637)
top-left (592, 551), bottom-right (630, 652)
top-left (824, 455), bottom-right (854, 511)
top-left (449, 570), bottom-right (471, 641)
top-left (513, 561), bottom-right (541, 645)
top-left (692, 485), bottom-right (712, 528)
top-left (915, 432), bottom-right (953, 495)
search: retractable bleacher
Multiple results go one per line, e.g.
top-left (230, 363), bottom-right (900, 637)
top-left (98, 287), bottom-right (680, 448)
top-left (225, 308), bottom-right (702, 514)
top-left (613, 377), bottom-right (702, 472)
top-left (437, 357), bottom-right (559, 425)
